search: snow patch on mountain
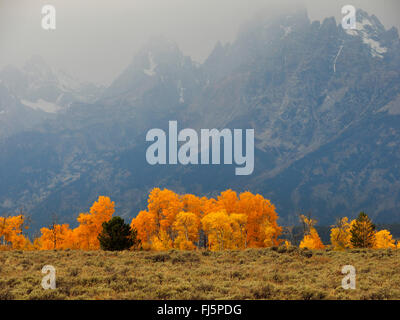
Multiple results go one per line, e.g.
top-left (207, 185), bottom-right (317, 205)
top-left (378, 95), bottom-right (400, 115)
top-left (143, 52), bottom-right (157, 76)
top-left (21, 99), bottom-right (62, 113)
top-left (177, 80), bottom-right (185, 104)
top-left (281, 26), bottom-right (292, 38)
top-left (333, 45), bottom-right (344, 73)
top-left (346, 18), bottom-right (387, 58)
top-left (55, 69), bottom-right (83, 92)
top-left (362, 37), bottom-right (387, 58)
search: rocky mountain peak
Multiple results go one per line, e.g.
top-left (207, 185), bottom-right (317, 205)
top-left (0, 8), bottom-right (399, 229)
top-left (22, 54), bottom-right (56, 84)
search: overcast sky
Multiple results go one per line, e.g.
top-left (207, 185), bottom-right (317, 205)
top-left (0, 0), bottom-right (399, 85)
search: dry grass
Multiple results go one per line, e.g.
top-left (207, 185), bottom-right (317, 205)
top-left (1, 247), bottom-right (399, 300)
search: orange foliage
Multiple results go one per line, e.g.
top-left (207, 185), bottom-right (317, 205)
top-left (173, 211), bottom-right (200, 250)
top-left (299, 215), bottom-right (325, 250)
top-left (374, 229), bottom-right (396, 249)
top-left (8, 188), bottom-right (398, 253)
top-left (0, 215), bottom-right (32, 250)
top-left (35, 196), bottom-right (115, 250)
top-left (202, 210), bottom-right (233, 250)
top-left (131, 188), bottom-right (282, 251)
top-left (73, 196), bottom-right (115, 249)
top-left (36, 224), bottom-right (74, 250)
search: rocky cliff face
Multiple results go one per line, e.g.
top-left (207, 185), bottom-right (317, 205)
top-left (0, 9), bottom-right (399, 230)
top-left (0, 55), bottom-right (104, 139)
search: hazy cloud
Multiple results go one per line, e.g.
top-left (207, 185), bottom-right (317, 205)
top-left (1, 0), bottom-right (399, 85)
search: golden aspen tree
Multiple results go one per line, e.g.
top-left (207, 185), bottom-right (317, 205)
top-left (10, 233), bottom-right (33, 250)
top-left (74, 196), bottom-right (115, 249)
top-left (284, 240), bottom-right (291, 248)
top-left (300, 229), bottom-right (325, 250)
top-left (0, 215), bottom-right (32, 250)
top-left (0, 216), bottom-right (22, 244)
top-left (130, 210), bottom-right (157, 249)
top-left (263, 220), bottom-right (278, 247)
top-left (330, 217), bottom-right (353, 250)
top-left (229, 213), bottom-right (248, 249)
top-left (38, 224), bottom-right (73, 250)
top-left (202, 197), bottom-right (221, 215)
top-left (217, 190), bottom-right (239, 214)
top-left (181, 194), bottom-right (205, 219)
top-left (201, 211), bottom-right (233, 251)
top-left (299, 215), bottom-right (324, 250)
top-left (172, 211), bottom-right (200, 250)
top-left (236, 192), bottom-right (281, 247)
top-left (151, 229), bottom-right (173, 251)
top-left (147, 188), bottom-right (183, 244)
top-left (374, 230), bottom-right (396, 249)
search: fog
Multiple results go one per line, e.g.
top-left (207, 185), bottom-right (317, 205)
top-left (0, 0), bottom-right (399, 85)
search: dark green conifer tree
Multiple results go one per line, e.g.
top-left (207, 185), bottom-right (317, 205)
top-left (98, 216), bottom-right (140, 251)
top-left (350, 212), bottom-right (376, 248)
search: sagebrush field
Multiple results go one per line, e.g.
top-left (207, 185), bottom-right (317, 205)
top-left (1, 247), bottom-right (399, 300)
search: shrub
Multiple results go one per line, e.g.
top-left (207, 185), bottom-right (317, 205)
top-left (251, 284), bottom-right (275, 299)
top-left (146, 253), bottom-right (171, 262)
top-left (300, 248), bottom-right (313, 258)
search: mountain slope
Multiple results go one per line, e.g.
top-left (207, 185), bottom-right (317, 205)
top-left (0, 9), bottom-right (399, 230)
top-left (0, 56), bottom-right (104, 139)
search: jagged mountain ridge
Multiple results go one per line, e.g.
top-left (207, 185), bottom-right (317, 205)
top-left (0, 8), bottom-right (399, 231)
top-left (0, 55), bottom-right (104, 110)
top-left (0, 56), bottom-right (104, 139)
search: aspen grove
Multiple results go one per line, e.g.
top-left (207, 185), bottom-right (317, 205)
top-left (0, 189), bottom-right (399, 251)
